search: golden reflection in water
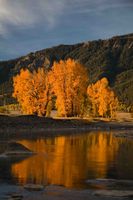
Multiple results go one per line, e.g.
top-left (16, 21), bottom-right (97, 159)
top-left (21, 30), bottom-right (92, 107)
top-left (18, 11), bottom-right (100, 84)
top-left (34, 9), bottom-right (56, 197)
top-left (11, 132), bottom-right (132, 188)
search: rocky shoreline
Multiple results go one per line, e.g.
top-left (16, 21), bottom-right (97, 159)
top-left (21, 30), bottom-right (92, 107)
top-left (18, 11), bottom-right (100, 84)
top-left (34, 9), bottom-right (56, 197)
top-left (1, 184), bottom-right (133, 200)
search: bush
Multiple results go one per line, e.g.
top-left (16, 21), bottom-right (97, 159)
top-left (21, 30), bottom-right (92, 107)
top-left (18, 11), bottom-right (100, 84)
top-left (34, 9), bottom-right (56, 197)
top-left (0, 106), bottom-right (9, 113)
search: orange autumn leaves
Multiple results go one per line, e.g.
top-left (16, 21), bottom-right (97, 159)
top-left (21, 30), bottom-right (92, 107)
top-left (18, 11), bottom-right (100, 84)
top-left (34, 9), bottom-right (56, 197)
top-left (87, 78), bottom-right (119, 118)
top-left (13, 68), bottom-right (51, 116)
top-left (13, 58), bottom-right (118, 118)
top-left (49, 59), bottom-right (88, 116)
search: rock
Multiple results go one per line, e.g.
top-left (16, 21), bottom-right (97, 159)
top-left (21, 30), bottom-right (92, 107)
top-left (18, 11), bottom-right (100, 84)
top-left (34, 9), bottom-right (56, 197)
top-left (0, 153), bottom-right (8, 158)
top-left (7, 193), bottom-right (23, 200)
top-left (86, 178), bottom-right (133, 189)
top-left (11, 194), bottom-right (23, 198)
top-left (5, 142), bottom-right (34, 156)
top-left (94, 190), bottom-right (133, 197)
top-left (8, 198), bottom-right (22, 200)
top-left (24, 184), bottom-right (44, 191)
top-left (86, 178), bottom-right (115, 184)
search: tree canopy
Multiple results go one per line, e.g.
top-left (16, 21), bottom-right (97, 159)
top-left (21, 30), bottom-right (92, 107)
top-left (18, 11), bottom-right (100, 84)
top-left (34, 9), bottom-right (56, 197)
top-left (49, 58), bottom-right (88, 117)
top-left (13, 68), bottom-right (51, 116)
top-left (87, 77), bottom-right (119, 118)
top-left (13, 59), bottom-right (119, 118)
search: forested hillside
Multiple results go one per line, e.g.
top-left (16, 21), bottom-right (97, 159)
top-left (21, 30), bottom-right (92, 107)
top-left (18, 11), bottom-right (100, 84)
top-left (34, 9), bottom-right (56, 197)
top-left (0, 33), bottom-right (133, 109)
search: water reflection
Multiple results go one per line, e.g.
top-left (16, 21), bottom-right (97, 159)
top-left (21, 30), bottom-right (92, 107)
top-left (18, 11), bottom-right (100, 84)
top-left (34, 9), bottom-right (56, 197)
top-left (8, 132), bottom-right (133, 188)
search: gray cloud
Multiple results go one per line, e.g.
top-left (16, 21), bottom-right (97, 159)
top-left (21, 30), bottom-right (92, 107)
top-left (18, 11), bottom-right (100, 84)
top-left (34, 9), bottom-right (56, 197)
top-left (64, 0), bottom-right (133, 14)
top-left (0, 0), bottom-right (133, 60)
top-left (0, 0), bottom-right (132, 36)
top-left (0, 0), bottom-right (65, 35)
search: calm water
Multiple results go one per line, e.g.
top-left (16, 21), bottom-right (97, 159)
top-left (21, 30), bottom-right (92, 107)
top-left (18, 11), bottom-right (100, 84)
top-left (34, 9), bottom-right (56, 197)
top-left (0, 131), bottom-right (133, 189)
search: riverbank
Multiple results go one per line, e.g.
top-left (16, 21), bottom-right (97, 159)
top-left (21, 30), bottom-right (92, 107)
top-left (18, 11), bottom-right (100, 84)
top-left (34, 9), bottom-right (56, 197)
top-left (0, 114), bottom-right (133, 137)
top-left (0, 184), bottom-right (133, 200)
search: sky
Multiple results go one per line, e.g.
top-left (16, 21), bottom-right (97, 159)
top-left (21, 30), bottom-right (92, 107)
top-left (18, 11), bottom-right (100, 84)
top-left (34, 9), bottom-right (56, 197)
top-left (0, 0), bottom-right (133, 60)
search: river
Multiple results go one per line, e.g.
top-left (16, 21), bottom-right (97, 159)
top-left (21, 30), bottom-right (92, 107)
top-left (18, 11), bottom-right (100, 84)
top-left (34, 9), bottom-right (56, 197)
top-left (0, 131), bottom-right (133, 190)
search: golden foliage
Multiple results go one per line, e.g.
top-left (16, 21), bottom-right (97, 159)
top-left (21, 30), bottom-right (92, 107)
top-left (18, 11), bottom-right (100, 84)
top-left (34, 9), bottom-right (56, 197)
top-left (13, 68), bottom-right (51, 116)
top-left (87, 77), bottom-right (119, 118)
top-left (49, 58), bottom-right (88, 116)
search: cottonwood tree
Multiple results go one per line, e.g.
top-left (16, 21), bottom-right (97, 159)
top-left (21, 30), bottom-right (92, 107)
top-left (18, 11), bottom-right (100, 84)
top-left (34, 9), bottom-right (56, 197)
top-left (49, 59), bottom-right (88, 117)
top-left (87, 77), bottom-right (119, 118)
top-left (13, 68), bottom-right (51, 116)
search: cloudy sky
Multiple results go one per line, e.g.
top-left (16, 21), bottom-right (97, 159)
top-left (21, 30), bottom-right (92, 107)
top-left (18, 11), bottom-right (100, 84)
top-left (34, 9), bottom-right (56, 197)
top-left (0, 0), bottom-right (133, 60)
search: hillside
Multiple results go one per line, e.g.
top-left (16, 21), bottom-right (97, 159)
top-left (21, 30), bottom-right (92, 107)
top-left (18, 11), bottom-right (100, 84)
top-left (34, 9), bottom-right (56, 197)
top-left (0, 33), bottom-right (133, 109)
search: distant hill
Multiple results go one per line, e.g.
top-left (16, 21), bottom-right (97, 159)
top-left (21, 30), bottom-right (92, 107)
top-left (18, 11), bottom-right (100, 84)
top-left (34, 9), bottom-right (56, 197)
top-left (0, 33), bottom-right (133, 109)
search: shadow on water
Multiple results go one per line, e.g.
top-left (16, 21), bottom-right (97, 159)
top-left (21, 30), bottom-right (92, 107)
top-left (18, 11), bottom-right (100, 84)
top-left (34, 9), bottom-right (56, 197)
top-left (0, 131), bottom-right (133, 190)
top-left (0, 154), bottom-right (33, 184)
